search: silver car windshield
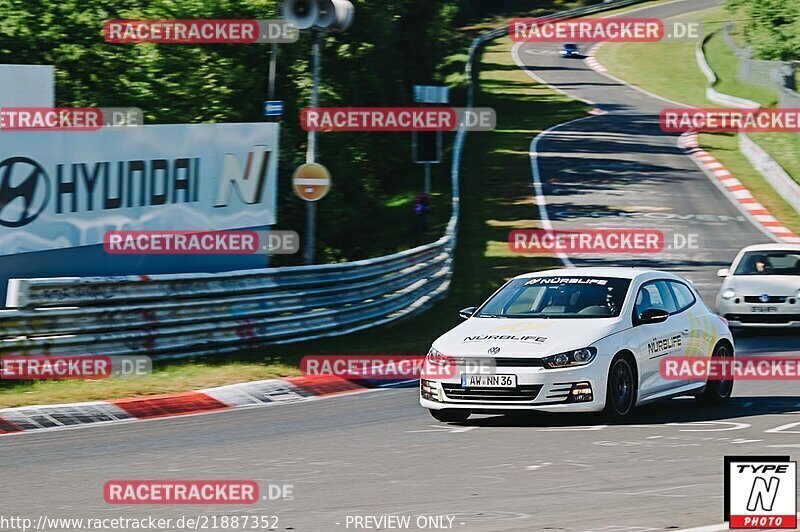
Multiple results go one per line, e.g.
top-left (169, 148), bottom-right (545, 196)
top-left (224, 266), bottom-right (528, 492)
top-left (734, 251), bottom-right (800, 276)
top-left (476, 276), bottom-right (631, 318)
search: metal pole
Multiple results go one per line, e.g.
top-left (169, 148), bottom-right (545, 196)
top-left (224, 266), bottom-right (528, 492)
top-left (268, 43), bottom-right (278, 100)
top-left (265, 44), bottom-right (279, 268)
top-left (307, 33), bottom-right (320, 163)
top-left (304, 31), bottom-right (321, 265)
top-left (424, 163), bottom-right (431, 196)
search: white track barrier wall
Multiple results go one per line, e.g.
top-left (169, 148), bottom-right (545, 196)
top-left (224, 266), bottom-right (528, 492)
top-left (697, 32), bottom-right (800, 217)
top-left (3, 0), bottom-right (645, 359)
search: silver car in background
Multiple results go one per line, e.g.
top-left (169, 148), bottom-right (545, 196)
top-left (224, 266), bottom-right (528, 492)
top-left (716, 243), bottom-right (800, 328)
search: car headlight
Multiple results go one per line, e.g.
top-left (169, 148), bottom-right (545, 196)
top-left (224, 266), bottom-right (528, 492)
top-left (796, 289), bottom-right (800, 299)
top-left (426, 347), bottom-right (448, 366)
top-left (722, 288), bottom-right (736, 299)
top-left (542, 347), bottom-right (597, 369)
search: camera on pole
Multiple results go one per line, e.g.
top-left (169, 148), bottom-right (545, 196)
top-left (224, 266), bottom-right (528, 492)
top-left (282, 0), bottom-right (355, 32)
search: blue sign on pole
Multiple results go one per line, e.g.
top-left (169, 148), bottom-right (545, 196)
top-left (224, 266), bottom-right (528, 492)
top-left (264, 100), bottom-right (284, 117)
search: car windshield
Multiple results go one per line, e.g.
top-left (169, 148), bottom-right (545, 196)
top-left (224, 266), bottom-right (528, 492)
top-left (475, 276), bottom-right (631, 318)
top-left (564, 44), bottom-right (578, 49)
top-left (733, 251), bottom-right (800, 276)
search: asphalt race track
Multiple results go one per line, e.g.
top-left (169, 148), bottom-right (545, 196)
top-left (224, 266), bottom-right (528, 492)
top-left (1, 384), bottom-right (799, 531)
top-left (1, 1), bottom-right (799, 531)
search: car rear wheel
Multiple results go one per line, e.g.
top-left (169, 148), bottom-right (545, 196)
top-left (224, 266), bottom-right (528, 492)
top-left (429, 409), bottom-right (470, 423)
top-left (604, 356), bottom-right (637, 419)
top-left (696, 343), bottom-right (734, 404)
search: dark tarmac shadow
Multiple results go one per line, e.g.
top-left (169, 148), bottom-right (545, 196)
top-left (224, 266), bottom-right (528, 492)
top-left (440, 395), bottom-right (800, 428)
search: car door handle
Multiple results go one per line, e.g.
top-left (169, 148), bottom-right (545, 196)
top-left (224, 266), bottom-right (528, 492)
top-left (681, 329), bottom-right (690, 336)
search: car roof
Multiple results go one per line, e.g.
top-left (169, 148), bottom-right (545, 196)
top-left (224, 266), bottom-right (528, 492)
top-left (512, 267), bottom-right (677, 281)
top-left (738, 243), bottom-right (800, 253)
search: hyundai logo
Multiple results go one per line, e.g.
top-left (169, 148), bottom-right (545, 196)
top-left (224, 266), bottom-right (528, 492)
top-left (488, 346), bottom-right (500, 355)
top-left (0, 157), bottom-right (50, 227)
top-left (759, 294), bottom-right (770, 303)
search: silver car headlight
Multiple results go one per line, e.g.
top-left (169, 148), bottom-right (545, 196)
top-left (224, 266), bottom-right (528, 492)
top-left (542, 347), bottom-right (597, 369)
top-left (721, 288), bottom-right (736, 300)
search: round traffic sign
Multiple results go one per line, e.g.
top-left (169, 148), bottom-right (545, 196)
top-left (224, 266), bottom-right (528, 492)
top-left (293, 162), bottom-right (331, 202)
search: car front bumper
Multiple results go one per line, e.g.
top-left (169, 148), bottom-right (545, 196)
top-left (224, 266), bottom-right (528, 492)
top-left (718, 298), bottom-right (800, 328)
top-left (419, 364), bottom-right (606, 413)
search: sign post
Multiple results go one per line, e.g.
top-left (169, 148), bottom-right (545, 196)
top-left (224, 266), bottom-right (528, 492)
top-left (293, 161), bottom-right (331, 266)
top-left (412, 85), bottom-right (449, 195)
top-left (282, 0), bottom-right (355, 264)
top-left (300, 32), bottom-right (324, 265)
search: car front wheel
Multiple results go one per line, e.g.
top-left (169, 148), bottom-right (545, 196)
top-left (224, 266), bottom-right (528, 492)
top-left (604, 356), bottom-right (637, 419)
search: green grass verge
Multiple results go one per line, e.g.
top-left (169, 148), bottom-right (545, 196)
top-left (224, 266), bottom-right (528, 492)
top-left (596, 6), bottom-right (800, 235)
top-left (0, 363), bottom-right (301, 409)
top-left (700, 24), bottom-right (800, 191)
top-left (0, 30), bottom-right (585, 407)
top-left (704, 30), bottom-right (777, 108)
top-left (749, 132), bottom-right (800, 189)
top-left (595, 7), bottom-right (727, 108)
top-left (698, 132), bottom-right (800, 232)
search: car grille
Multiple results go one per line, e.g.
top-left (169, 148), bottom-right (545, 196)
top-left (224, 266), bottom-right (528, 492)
top-left (725, 313), bottom-right (800, 324)
top-left (450, 357), bottom-right (545, 368)
top-left (744, 296), bottom-right (787, 303)
top-left (441, 384), bottom-right (543, 402)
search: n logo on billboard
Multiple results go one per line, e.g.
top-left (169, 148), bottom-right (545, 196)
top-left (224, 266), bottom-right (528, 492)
top-left (214, 146), bottom-right (271, 207)
top-left (724, 456), bottom-right (797, 529)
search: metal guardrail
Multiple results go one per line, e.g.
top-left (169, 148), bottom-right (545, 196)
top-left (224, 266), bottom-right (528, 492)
top-left (2, 0), bottom-right (645, 359)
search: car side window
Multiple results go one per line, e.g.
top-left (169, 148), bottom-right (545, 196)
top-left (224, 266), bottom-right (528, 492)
top-left (635, 281), bottom-right (679, 318)
top-left (668, 281), bottom-right (696, 312)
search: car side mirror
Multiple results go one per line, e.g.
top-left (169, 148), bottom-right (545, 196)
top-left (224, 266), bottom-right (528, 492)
top-left (638, 308), bottom-right (670, 325)
top-left (459, 306), bottom-right (477, 319)
top-left (717, 268), bottom-right (730, 277)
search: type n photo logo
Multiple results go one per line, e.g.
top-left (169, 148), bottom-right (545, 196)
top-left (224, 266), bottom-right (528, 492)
top-left (724, 456), bottom-right (797, 529)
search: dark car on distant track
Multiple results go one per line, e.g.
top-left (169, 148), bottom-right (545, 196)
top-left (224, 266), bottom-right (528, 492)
top-left (560, 43), bottom-right (581, 57)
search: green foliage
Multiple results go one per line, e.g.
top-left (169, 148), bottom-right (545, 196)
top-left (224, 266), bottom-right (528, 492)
top-left (0, 0), bottom-right (464, 263)
top-left (726, 0), bottom-right (800, 61)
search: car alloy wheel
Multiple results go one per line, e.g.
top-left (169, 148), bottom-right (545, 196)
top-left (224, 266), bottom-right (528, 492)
top-left (697, 343), bottom-right (735, 404)
top-left (605, 357), bottom-right (636, 418)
